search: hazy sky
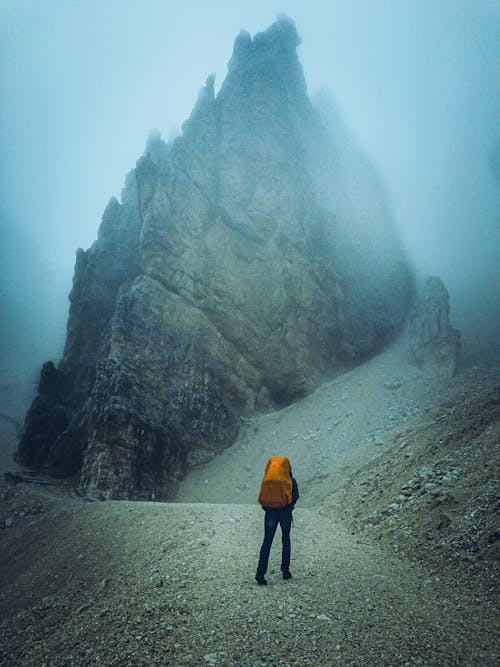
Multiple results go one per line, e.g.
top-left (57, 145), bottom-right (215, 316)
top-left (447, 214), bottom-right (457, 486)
top-left (1, 0), bottom-right (499, 391)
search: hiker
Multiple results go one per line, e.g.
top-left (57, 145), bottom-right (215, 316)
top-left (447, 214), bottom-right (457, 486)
top-left (255, 456), bottom-right (299, 585)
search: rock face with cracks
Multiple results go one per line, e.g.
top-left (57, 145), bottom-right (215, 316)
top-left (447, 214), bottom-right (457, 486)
top-left (408, 276), bottom-right (460, 377)
top-left (18, 18), bottom-right (414, 499)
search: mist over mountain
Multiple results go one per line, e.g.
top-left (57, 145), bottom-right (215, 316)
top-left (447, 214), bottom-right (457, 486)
top-left (17, 17), bottom-right (413, 500)
top-left (1, 2), bottom-right (498, 411)
top-left (1, 9), bottom-right (499, 665)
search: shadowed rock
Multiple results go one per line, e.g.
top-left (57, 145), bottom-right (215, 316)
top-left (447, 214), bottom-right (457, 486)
top-left (408, 276), bottom-right (461, 377)
top-left (18, 17), bottom-right (414, 499)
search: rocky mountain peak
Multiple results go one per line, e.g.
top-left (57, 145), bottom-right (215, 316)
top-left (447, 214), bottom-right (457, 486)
top-left (18, 19), bottom-right (414, 500)
top-left (221, 16), bottom-right (307, 117)
top-left (228, 15), bottom-right (301, 72)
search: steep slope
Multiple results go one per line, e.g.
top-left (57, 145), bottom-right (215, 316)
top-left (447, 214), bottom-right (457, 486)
top-left (177, 335), bottom-right (499, 580)
top-left (18, 17), bottom-right (413, 500)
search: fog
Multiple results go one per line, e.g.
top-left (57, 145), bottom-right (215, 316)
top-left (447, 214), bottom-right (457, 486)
top-left (1, 0), bottom-right (498, 411)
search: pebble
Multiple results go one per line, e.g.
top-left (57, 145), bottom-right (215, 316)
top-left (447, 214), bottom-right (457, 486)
top-left (386, 503), bottom-right (402, 513)
top-left (423, 482), bottom-right (439, 490)
top-left (384, 381), bottom-right (401, 390)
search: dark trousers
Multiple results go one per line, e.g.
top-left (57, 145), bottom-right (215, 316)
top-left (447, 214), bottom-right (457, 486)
top-left (256, 508), bottom-right (292, 575)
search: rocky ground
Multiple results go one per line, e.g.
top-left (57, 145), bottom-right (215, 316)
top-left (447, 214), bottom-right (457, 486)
top-left (0, 337), bottom-right (499, 665)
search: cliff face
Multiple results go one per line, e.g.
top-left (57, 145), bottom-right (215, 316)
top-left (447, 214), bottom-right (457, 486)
top-left (18, 18), bottom-right (414, 499)
top-left (408, 276), bottom-right (461, 377)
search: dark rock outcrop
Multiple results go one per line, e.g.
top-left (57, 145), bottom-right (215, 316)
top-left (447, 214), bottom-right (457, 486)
top-left (18, 17), bottom-right (414, 499)
top-left (408, 276), bottom-right (460, 376)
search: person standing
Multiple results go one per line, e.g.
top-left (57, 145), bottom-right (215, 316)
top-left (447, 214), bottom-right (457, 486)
top-left (255, 456), bottom-right (299, 585)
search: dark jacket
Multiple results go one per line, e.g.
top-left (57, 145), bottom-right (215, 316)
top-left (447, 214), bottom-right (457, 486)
top-left (291, 476), bottom-right (299, 510)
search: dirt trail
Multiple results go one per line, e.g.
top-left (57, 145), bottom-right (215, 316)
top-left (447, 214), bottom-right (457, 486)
top-left (0, 498), bottom-right (497, 666)
top-left (1, 339), bottom-right (498, 665)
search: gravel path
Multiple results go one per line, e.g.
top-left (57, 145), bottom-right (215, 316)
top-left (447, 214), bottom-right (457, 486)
top-left (0, 498), bottom-right (498, 666)
top-left (1, 338), bottom-right (498, 665)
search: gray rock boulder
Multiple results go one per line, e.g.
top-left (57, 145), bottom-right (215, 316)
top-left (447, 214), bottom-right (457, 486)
top-left (18, 17), bottom-right (414, 499)
top-left (408, 276), bottom-right (461, 376)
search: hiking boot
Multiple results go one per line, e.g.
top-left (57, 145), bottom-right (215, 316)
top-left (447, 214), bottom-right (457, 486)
top-left (282, 570), bottom-right (292, 580)
top-left (255, 573), bottom-right (267, 585)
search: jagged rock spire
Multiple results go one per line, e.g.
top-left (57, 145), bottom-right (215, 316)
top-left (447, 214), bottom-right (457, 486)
top-left (18, 19), bottom-right (414, 500)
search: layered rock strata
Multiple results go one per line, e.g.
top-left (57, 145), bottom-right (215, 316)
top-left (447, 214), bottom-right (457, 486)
top-left (18, 17), bottom-right (414, 499)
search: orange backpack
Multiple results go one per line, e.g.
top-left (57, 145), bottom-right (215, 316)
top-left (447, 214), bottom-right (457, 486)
top-left (258, 456), bottom-right (293, 509)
